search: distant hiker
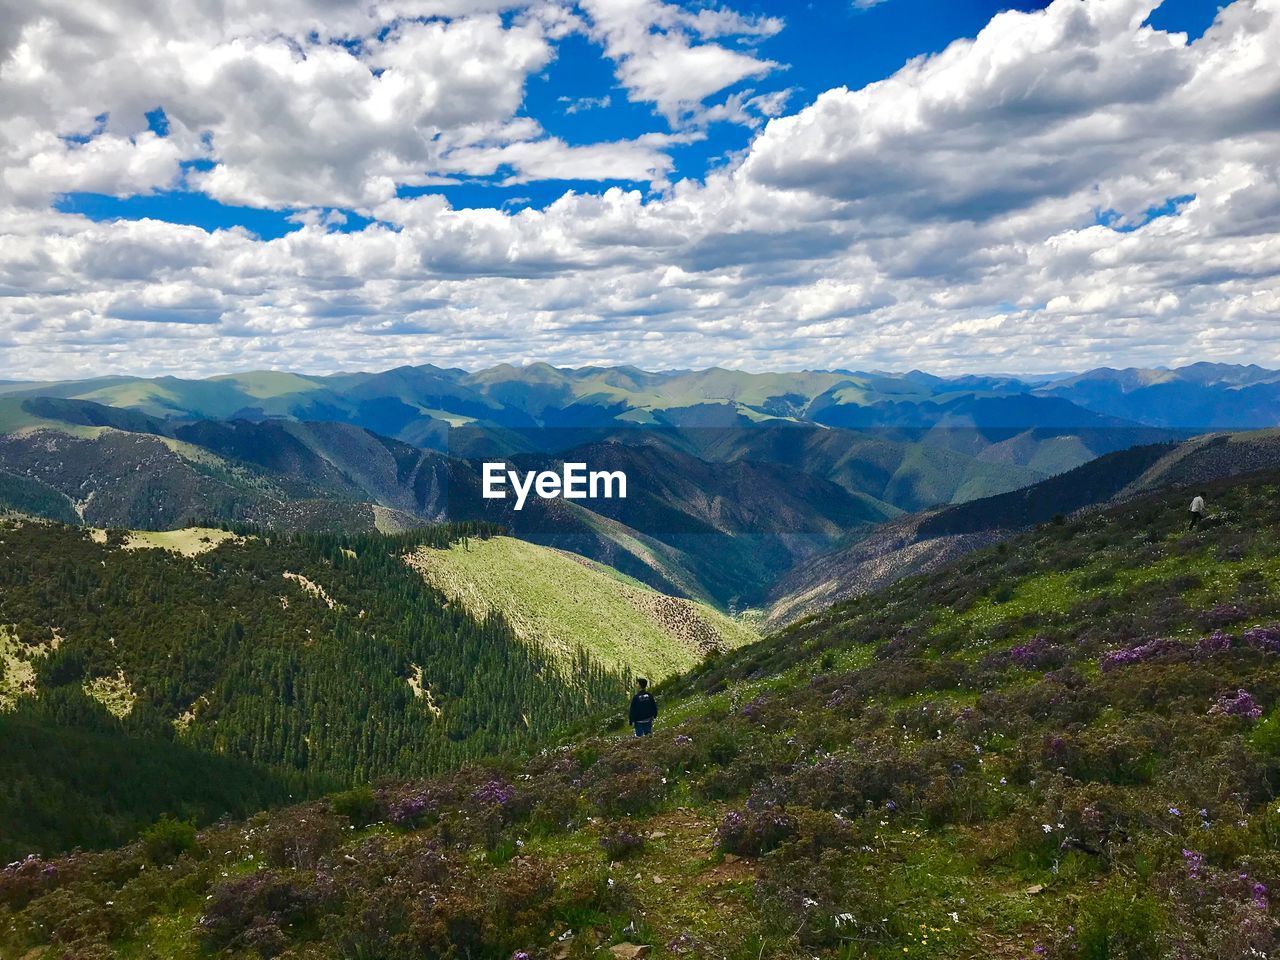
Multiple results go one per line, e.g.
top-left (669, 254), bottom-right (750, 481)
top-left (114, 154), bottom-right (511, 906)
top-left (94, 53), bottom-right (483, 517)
top-left (629, 678), bottom-right (658, 737)
top-left (1189, 493), bottom-right (1206, 529)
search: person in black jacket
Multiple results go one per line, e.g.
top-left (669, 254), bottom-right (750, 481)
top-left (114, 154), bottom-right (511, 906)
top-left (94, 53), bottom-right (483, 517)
top-left (628, 678), bottom-right (658, 737)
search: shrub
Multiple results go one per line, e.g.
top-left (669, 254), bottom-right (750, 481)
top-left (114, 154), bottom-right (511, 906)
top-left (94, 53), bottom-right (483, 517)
top-left (257, 808), bottom-right (345, 870)
top-left (781, 744), bottom-right (927, 813)
top-left (1100, 637), bottom-right (1186, 672)
top-left (754, 847), bottom-right (885, 949)
top-left (599, 824), bottom-right (646, 861)
top-left (1210, 688), bottom-right (1263, 721)
top-left (0, 854), bottom-right (61, 910)
top-left (198, 870), bottom-right (329, 957)
top-left (584, 756), bottom-right (667, 817)
top-left (330, 785), bottom-right (382, 827)
top-left (380, 783), bottom-right (443, 828)
top-left (1067, 886), bottom-right (1168, 960)
top-left (1244, 624), bottom-right (1280, 653)
top-left (1198, 603), bottom-right (1250, 630)
top-left (1008, 637), bottom-right (1070, 670)
top-left (139, 816), bottom-right (199, 865)
top-left (18, 886), bottom-right (120, 952)
top-left (695, 755), bottom-right (773, 802)
top-left (715, 807), bottom-right (796, 856)
top-left (525, 778), bottom-right (584, 834)
top-left (471, 779), bottom-right (517, 808)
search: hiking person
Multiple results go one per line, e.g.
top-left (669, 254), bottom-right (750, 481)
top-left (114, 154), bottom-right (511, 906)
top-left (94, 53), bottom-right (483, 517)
top-left (1189, 492), bottom-right (1206, 529)
top-left (629, 678), bottom-right (658, 737)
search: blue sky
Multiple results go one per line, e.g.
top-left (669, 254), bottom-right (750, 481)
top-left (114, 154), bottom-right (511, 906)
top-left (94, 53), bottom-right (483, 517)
top-left (53, 0), bottom-right (1220, 237)
top-left (5, 0), bottom-right (1276, 380)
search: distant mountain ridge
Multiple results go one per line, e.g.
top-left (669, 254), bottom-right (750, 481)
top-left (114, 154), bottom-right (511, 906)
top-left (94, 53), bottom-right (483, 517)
top-left (4, 360), bottom-right (1271, 437)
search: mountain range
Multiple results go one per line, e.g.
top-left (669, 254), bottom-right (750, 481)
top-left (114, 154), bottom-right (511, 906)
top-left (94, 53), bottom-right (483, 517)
top-left (2, 362), bottom-right (1275, 613)
top-left (6, 361), bottom-right (1274, 440)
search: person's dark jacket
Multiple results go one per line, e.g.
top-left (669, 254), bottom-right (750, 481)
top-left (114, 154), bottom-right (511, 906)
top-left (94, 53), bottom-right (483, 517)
top-left (628, 691), bottom-right (658, 723)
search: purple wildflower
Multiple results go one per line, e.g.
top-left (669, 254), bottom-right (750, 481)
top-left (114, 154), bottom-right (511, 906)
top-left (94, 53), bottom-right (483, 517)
top-left (667, 932), bottom-right (701, 954)
top-left (1182, 848), bottom-right (1205, 881)
top-left (1243, 624), bottom-right (1280, 653)
top-left (1209, 689), bottom-right (1263, 720)
top-left (1200, 603), bottom-right (1248, 629)
top-left (387, 790), bottom-right (435, 827)
top-left (471, 779), bottom-right (516, 808)
top-left (1008, 637), bottom-right (1066, 670)
top-left (1196, 630), bottom-right (1234, 655)
top-left (1099, 637), bottom-right (1183, 672)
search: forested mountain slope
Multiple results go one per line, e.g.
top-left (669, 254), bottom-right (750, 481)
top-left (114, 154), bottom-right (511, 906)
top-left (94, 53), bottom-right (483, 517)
top-left (0, 521), bottom-right (630, 859)
top-left (0, 398), bottom-right (440, 532)
top-left (7, 469), bottom-right (1280, 958)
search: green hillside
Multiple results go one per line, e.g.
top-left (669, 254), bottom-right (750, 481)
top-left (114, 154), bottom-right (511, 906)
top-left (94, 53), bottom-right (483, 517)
top-left (8, 469), bottom-right (1280, 958)
top-left (0, 520), bottom-right (632, 859)
top-left (407, 536), bottom-right (757, 681)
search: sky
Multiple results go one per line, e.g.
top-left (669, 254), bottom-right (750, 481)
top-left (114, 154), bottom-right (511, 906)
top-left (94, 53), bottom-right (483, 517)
top-left (0, 0), bottom-right (1276, 380)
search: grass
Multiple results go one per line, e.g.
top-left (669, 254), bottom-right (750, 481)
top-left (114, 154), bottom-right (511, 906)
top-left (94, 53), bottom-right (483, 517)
top-left (934, 540), bottom-right (1280, 655)
top-left (0, 624), bottom-right (50, 710)
top-left (407, 536), bottom-right (757, 681)
top-left (83, 669), bottom-right (138, 718)
top-left (119, 527), bottom-right (241, 557)
top-left (0, 398), bottom-right (104, 438)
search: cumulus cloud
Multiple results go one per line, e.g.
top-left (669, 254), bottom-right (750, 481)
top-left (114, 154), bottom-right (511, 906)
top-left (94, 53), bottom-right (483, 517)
top-left (1, 0), bottom-right (1279, 380)
top-left (0, 1), bottom-right (573, 209)
top-left (580, 0), bottom-right (783, 124)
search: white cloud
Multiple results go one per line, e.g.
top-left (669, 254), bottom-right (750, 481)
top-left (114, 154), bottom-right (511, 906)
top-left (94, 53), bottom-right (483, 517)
top-left (580, 0), bottom-right (783, 123)
top-left (560, 94), bottom-right (613, 113)
top-left (439, 133), bottom-right (680, 185)
top-left (0, 0), bottom-right (684, 211)
top-left (2, 0), bottom-right (1280, 380)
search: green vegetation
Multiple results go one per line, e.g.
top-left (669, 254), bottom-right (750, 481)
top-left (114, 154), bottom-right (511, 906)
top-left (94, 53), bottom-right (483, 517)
top-left (0, 519), bottom-right (633, 859)
top-left (0, 467), bottom-right (78, 523)
top-left (0, 711), bottom-right (320, 862)
top-left (7, 470), bottom-right (1280, 957)
top-left (407, 536), bottom-right (757, 681)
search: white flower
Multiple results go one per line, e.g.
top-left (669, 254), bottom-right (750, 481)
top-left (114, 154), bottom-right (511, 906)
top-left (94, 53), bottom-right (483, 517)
top-left (1042, 824), bottom-right (1053, 833)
